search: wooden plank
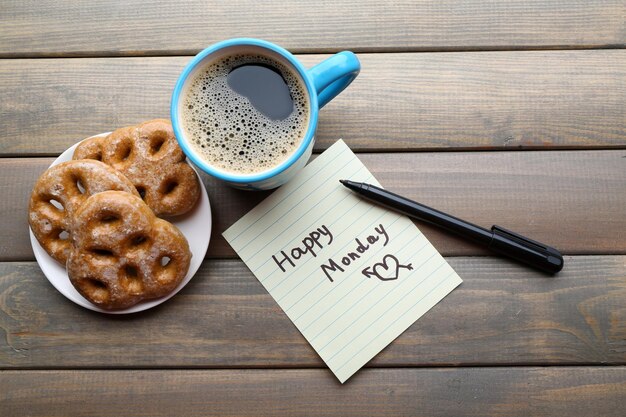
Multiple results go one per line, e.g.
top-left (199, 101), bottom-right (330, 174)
top-left (1, 368), bottom-right (625, 416)
top-left (1, 1), bottom-right (624, 56)
top-left (2, 150), bottom-right (624, 261)
top-left (1, 51), bottom-right (625, 156)
top-left (1, 256), bottom-right (624, 368)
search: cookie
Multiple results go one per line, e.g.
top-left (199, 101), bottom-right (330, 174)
top-left (28, 159), bottom-right (139, 265)
top-left (74, 119), bottom-right (200, 217)
top-left (67, 191), bottom-right (191, 310)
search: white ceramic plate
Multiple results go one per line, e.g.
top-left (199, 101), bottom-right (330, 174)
top-left (29, 133), bottom-right (212, 314)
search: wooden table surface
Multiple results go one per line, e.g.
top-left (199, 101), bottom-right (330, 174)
top-left (1, 1), bottom-right (625, 416)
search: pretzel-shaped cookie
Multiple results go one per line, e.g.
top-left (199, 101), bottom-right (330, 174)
top-left (29, 160), bottom-right (139, 265)
top-left (67, 191), bottom-right (191, 310)
top-left (74, 119), bottom-right (200, 217)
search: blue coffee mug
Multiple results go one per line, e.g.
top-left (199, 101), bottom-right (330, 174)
top-left (171, 38), bottom-right (360, 190)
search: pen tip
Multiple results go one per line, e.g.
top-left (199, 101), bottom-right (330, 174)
top-left (339, 179), bottom-right (347, 185)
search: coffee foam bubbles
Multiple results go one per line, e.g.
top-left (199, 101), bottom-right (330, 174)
top-left (182, 54), bottom-right (309, 175)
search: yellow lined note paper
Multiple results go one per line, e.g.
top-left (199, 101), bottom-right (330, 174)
top-left (223, 140), bottom-right (462, 382)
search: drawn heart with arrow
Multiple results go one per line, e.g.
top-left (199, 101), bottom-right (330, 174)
top-left (362, 254), bottom-right (413, 281)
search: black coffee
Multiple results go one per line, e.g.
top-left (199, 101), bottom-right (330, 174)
top-left (182, 53), bottom-right (309, 175)
top-left (227, 64), bottom-right (294, 121)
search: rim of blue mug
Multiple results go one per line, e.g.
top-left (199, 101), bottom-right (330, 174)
top-left (170, 38), bottom-right (319, 185)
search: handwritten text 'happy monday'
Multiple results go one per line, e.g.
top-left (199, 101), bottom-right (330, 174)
top-left (272, 224), bottom-right (390, 282)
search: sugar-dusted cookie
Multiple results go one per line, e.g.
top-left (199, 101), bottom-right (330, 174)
top-left (74, 119), bottom-right (200, 217)
top-left (28, 160), bottom-right (139, 265)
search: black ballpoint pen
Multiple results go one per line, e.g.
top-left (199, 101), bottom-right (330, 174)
top-left (340, 179), bottom-right (564, 274)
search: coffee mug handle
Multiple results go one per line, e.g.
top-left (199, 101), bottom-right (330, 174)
top-left (307, 51), bottom-right (360, 109)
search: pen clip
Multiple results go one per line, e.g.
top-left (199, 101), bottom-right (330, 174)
top-left (491, 225), bottom-right (549, 252)
top-left (491, 225), bottom-right (564, 273)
